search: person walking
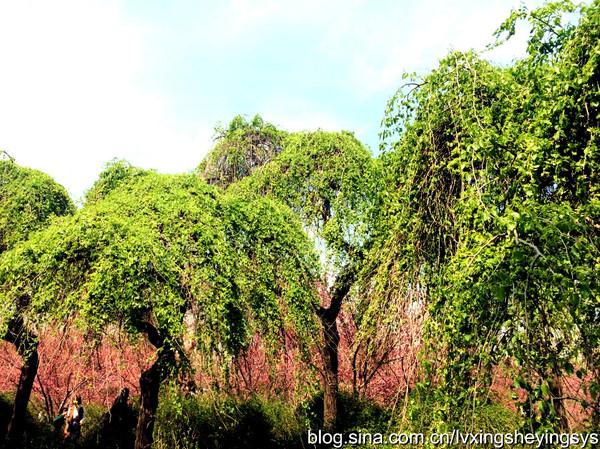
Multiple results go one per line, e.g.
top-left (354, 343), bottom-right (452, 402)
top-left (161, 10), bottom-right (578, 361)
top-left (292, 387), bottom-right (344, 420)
top-left (63, 395), bottom-right (84, 441)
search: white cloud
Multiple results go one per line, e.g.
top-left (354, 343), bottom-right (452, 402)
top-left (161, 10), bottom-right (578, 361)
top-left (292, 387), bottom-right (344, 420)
top-left (0, 0), bottom-right (212, 200)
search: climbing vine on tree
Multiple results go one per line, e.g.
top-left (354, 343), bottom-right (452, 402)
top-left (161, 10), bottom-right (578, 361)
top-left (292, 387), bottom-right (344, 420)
top-left (364, 0), bottom-right (599, 431)
top-left (0, 160), bottom-right (74, 253)
top-left (201, 124), bottom-right (381, 429)
top-left (198, 114), bottom-right (287, 188)
top-left (0, 159), bottom-right (74, 441)
top-left (0, 168), bottom-right (320, 448)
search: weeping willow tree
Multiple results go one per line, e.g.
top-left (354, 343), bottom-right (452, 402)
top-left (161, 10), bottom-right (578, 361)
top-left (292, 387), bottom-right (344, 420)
top-left (200, 123), bottom-right (380, 429)
top-left (234, 130), bottom-right (380, 430)
top-left (0, 166), bottom-right (319, 449)
top-left (0, 159), bottom-right (74, 441)
top-left (361, 0), bottom-right (599, 431)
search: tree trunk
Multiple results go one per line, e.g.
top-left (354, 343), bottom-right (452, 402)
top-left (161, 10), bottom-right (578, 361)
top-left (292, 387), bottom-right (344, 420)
top-left (4, 317), bottom-right (39, 442)
top-left (134, 358), bottom-right (163, 449)
top-left (134, 322), bottom-right (173, 449)
top-left (319, 309), bottom-right (339, 431)
top-left (317, 264), bottom-right (356, 431)
top-left (549, 375), bottom-right (569, 431)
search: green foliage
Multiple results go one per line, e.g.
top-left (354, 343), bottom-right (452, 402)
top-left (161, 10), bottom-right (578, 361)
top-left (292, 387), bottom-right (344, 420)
top-left (154, 389), bottom-right (392, 449)
top-left (0, 160), bottom-right (74, 253)
top-left (348, 391), bottom-right (521, 449)
top-left (490, 0), bottom-right (579, 63)
top-left (154, 389), bottom-right (305, 449)
top-left (199, 114), bottom-right (380, 269)
top-left (233, 130), bottom-right (380, 270)
top-left (401, 387), bottom-right (520, 438)
top-left (85, 159), bottom-right (150, 205)
top-left (0, 390), bottom-right (395, 449)
top-left (198, 114), bottom-right (287, 188)
top-left (303, 391), bottom-right (391, 434)
top-left (365, 0), bottom-right (599, 431)
top-left (0, 169), bottom-right (319, 365)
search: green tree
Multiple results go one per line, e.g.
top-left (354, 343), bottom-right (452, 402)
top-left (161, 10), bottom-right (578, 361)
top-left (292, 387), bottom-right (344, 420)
top-left (0, 169), bottom-right (319, 449)
top-left (229, 129), bottom-right (380, 430)
top-left (364, 0), bottom-right (599, 430)
top-left (0, 159), bottom-right (74, 441)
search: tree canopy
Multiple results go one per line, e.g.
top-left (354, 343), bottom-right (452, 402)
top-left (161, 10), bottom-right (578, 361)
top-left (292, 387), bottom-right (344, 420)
top-left (0, 160), bottom-right (74, 253)
top-left (361, 0), bottom-right (599, 430)
top-left (232, 129), bottom-right (379, 268)
top-left (84, 159), bottom-right (150, 205)
top-left (0, 170), bottom-right (319, 354)
top-left (0, 168), bottom-right (321, 447)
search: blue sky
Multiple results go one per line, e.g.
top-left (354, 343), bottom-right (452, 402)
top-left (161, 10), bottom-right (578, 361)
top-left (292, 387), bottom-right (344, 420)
top-left (0, 0), bottom-right (544, 200)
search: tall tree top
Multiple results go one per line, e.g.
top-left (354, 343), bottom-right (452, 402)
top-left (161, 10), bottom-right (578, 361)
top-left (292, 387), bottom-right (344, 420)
top-left (198, 114), bottom-right (287, 188)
